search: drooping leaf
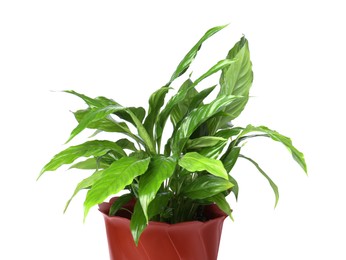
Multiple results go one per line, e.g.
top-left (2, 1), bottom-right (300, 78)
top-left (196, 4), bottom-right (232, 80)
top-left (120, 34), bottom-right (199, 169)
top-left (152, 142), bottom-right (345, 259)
top-left (168, 24), bottom-right (228, 84)
top-left (179, 152), bottom-right (228, 180)
top-left (143, 86), bottom-right (170, 139)
top-left (171, 95), bottom-right (242, 156)
top-left (240, 154), bottom-right (279, 208)
top-left (109, 193), bottom-right (134, 216)
top-left (181, 175), bottom-right (233, 199)
top-left (83, 156), bottom-right (151, 219)
top-left (207, 193), bottom-right (233, 220)
top-left (138, 156), bottom-right (176, 220)
top-left (237, 125), bottom-right (307, 173)
top-left (130, 200), bottom-right (147, 245)
top-left (69, 158), bottom-right (110, 170)
top-left (64, 170), bottom-right (104, 213)
top-left (39, 140), bottom-right (126, 179)
top-left (221, 146), bottom-right (241, 173)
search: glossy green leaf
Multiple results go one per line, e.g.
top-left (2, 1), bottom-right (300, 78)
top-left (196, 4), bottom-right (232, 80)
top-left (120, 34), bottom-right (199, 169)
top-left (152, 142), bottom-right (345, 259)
top-left (115, 107), bottom-right (146, 125)
top-left (83, 156), bottom-right (151, 219)
top-left (130, 201), bottom-right (147, 245)
top-left (181, 175), bottom-right (233, 199)
top-left (168, 24), bottom-right (228, 84)
top-left (186, 136), bottom-right (226, 150)
top-left (240, 154), bottom-right (279, 208)
top-left (215, 127), bottom-right (243, 139)
top-left (67, 105), bottom-right (124, 143)
top-left (138, 156), bottom-right (176, 220)
top-left (221, 146), bottom-right (241, 172)
top-left (109, 193), bottom-right (134, 216)
top-left (179, 152), bottom-right (228, 180)
top-left (237, 125), bottom-right (307, 173)
top-left (198, 140), bottom-right (228, 159)
top-left (64, 170), bottom-right (104, 213)
top-left (187, 85), bottom-right (216, 112)
top-left (171, 95), bottom-right (241, 156)
top-left (64, 90), bottom-right (110, 108)
top-left (143, 86), bottom-right (170, 139)
top-left (69, 158), bottom-right (109, 170)
top-left (39, 140), bottom-right (126, 179)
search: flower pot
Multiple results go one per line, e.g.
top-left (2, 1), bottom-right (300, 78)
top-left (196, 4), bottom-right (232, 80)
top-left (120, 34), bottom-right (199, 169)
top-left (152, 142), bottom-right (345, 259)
top-left (98, 197), bottom-right (227, 260)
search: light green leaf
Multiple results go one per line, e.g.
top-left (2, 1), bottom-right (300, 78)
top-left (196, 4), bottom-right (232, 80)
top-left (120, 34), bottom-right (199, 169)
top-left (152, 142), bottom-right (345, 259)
top-left (116, 138), bottom-right (137, 151)
top-left (69, 158), bottom-right (109, 170)
top-left (168, 24), bottom-right (228, 84)
top-left (179, 152), bottom-right (228, 180)
top-left (237, 125), bottom-right (307, 173)
top-left (171, 95), bottom-right (242, 156)
top-left (39, 140), bottom-right (126, 179)
top-left (240, 154), bottom-right (279, 208)
top-left (130, 201), bottom-right (147, 245)
top-left (109, 193), bottom-right (134, 216)
top-left (187, 85), bottom-right (216, 112)
top-left (181, 175), bottom-right (233, 199)
top-left (83, 156), bottom-right (151, 219)
top-left (138, 156), bottom-right (176, 221)
top-left (64, 170), bottom-right (104, 213)
top-left (143, 86), bottom-right (170, 139)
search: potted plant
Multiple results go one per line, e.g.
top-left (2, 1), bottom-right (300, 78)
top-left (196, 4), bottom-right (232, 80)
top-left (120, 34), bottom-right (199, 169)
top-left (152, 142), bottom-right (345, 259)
top-left (38, 24), bottom-right (307, 260)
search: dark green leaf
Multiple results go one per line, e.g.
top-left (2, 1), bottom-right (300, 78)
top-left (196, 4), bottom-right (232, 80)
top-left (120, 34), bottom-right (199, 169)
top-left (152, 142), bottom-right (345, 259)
top-left (186, 136), bottom-right (226, 150)
top-left (221, 146), bottom-right (240, 173)
top-left (179, 152), bottom-right (228, 180)
top-left (207, 193), bottom-right (233, 220)
top-left (168, 24), bottom-right (228, 84)
top-left (64, 170), bottom-right (104, 213)
top-left (147, 192), bottom-right (172, 219)
top-left (130, 201), bottom-right (147, 245)
top-left (115, 107), bottom-right (146, 125)
top-left (83, 156), bottom-right (151, 219)
top-left (143, 86), bottom-right (170, 139)
top-left (171, 95), bottom-right (242, 156)
top-left (181, 175), bottom-right (233, 199)
top-left (116, 138), bottom-right (137, 151)
top-left (240, 154), bottom-right (279, 208)
top-left (109, 193), bottom-right (134, 216)
top-left (39, 140), bottom-right (126, 179)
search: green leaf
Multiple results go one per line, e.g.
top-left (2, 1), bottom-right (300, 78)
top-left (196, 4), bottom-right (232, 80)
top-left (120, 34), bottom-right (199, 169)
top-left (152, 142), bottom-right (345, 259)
top-left (116, 138), bottom-right (137, 151)
top-left (240, 154), bottom-right (279, 208)
top-left (186, 136), bottom-right (227, 150)
top-left (179, 152), bottom-right (228, 180)
top-left (109, 193), bottom-right (134, 216)
top-left (64, 170), bottom-right (104, 213)
top-left (138, 156), bottom-right (176, 220)
top-left (64, 90), bottom-right (110, 108)
top-left (237, 125), bottom-right (307, 173)
top-left (168, 24), bottom-right (228, 84)
top-left (115, 107), bottom-right (146, 125)
top-left (39, 140), bottom-right (126, 179)
top-left (187, 85), bottom-right (216, 112)
top-left (67, 105), bottom-right (124, 143)
top-left (69, 158), bottom-right (109, 170)
top-left (207, 193), bottom-right (233, 221)
top-left (221, 146), bottom-right (241, 173)
top-left (83, 156), bottom-right (151, 219)
top-left (143, 86), bottom-right (171, 139)
top-left (215, 127), bottom-right (243, 139)
top-left (130, 201), bottom-right (147, 245)
top-left (156, 59), bottom-right (236, 149)
top-left (198, 140), bottom-right (228, 159)
top-left (147, 192), bottom-right (172, 219)
top-left (181, 175), bottom-right (233, 199)
top-left (171, 95), bottom-right (242, 156)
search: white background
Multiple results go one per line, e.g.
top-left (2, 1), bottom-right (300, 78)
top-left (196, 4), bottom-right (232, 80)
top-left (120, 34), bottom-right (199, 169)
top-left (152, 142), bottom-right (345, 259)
top-left (1, 0), bottom-right (345, 259)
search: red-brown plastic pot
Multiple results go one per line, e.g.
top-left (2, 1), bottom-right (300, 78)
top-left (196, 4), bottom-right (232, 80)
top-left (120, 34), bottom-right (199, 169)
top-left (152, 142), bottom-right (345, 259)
top-left (98, 197), bottom-right (227, 260)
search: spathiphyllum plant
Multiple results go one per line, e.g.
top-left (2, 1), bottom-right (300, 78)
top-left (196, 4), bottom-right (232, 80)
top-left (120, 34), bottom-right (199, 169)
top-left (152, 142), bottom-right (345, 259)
top-left (39, 25), bottom-right (307, 245)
